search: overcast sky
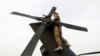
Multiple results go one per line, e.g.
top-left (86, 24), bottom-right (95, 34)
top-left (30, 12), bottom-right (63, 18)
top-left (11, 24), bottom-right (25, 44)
top-left (0, 0), bottom-right (100, 56)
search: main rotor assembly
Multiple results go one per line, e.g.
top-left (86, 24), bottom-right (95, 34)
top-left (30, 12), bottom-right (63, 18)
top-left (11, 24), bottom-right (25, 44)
top-left (11, 7), bottom-right (88, 56)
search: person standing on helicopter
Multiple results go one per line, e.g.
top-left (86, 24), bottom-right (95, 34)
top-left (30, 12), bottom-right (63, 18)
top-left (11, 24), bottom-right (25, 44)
top-left (53, 12), bottom-right (70, 51)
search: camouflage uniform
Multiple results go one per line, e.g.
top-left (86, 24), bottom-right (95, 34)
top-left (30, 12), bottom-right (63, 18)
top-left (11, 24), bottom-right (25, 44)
top-left (53, 12), bottom-right (70, 51)
top-left (54, 25), bottom-right (62, 46)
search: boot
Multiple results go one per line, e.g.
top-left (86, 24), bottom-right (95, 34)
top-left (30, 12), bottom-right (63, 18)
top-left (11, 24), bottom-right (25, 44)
top-left (62, 37), bottom-right (71, 47)
top-left (65, 42), bottom-right (71, 47)
top-left (55, 46), bottom-right (63, 51)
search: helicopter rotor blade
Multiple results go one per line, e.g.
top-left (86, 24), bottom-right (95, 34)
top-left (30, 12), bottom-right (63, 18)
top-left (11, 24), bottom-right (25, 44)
top-left (61, 22), bottom-right (88, 32)
top-left (78, 51), bottom-right (100, 56)
top-left (11, 12), bottom-right (43, 21)
top-left (47, 7), bottom-right (56, 17)
top-left (21, 24), bottom-right (46, 56)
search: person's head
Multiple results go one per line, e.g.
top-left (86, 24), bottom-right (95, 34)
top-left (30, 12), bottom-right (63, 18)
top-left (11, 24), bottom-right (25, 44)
top-left (53, 12), bottom-right (60, 20)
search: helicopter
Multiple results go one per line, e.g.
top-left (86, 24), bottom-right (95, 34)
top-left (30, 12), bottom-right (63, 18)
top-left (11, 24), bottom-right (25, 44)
top-left (11, 7), bottom-right (100, 56)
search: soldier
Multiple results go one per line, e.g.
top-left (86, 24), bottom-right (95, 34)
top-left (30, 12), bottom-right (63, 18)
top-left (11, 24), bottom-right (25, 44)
top-left (53, 12), bottom-right (70, 51)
